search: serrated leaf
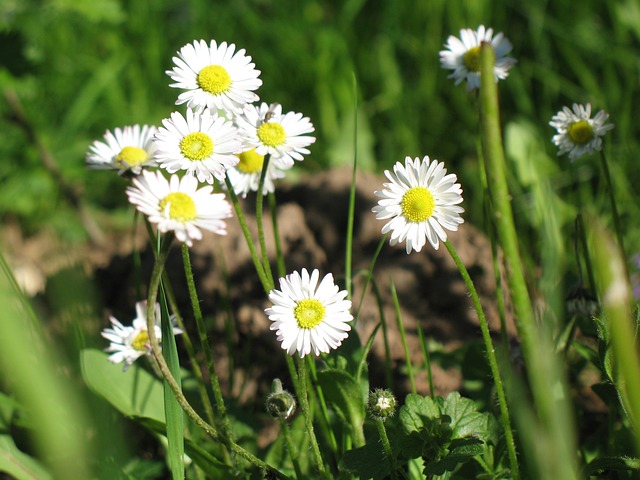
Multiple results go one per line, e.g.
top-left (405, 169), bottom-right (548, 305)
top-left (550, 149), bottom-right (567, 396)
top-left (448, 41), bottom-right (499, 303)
top-left (583, 455), bottom-right (640, 476)
top-left (0, 435), bottom-right (52, 480)
top-left (443, 392), bottom-right (490, 440)
top-left (423, 437), bottom-right (484, 476)
top-left (399, 393), bottom-right (440, 435)
top-left (340, 440), bottom-right (390, 480)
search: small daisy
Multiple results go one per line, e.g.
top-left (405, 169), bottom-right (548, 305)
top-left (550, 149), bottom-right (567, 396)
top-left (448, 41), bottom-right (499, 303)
top-left (167, 39), bottom-right (262, 114)
top-left (154, 108), bottom-right (241, 184)
top-left (235, 102), bottom-right (315, 169)
top-left (265, 269), bottom-right (352, 358)
top-left (126, 170), bottom-right (232, 247)
top-left (549, 103), bottom-right (614, 161)
top-left (439, 25), bottom-right (516, 91)
top-left (372, 156), bottom-right (464, 253)
top-left (225, 148), bottom-right (287, 197)
top-left (101, 301), bottom-right (182, 371)
top-left (86, 125), bottom-right (157, 174)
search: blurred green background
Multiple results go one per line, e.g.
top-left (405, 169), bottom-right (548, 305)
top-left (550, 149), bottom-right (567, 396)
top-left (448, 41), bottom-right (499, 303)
top-left (1, 0), bottom-right (639, 241)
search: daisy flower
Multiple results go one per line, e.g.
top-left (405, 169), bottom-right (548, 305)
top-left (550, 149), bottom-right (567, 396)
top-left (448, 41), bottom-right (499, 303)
top-left (225, 148), bottom-right (287, 197)
top-left (265, 268), bottom-right (352, 358)
top-left (154, 108), bottom-right (241, 184)
top-left (372, 156), bottom-right (464, 253)
top-left (549, 103), bottom-right (614, 161)
top-left (101, 301), bottom-right (182, 371)
top-left (86, 125), bottom-right (157, 174)
top-left (235, 102), bottom-right (315, 168)
top-left (126, 170), bottom-right (232, 247)
top-left (167, 39), bottom-right (262, 114)
top-left (439, 25), bottom-right (516, 91)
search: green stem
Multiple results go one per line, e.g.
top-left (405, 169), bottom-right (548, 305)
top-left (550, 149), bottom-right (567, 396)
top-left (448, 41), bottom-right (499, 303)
top-left (354, 235), bottom-right (387, 327)
top-left (417, 324), bottom-right (435, 396)
top-left (225, 174), bottom-right (273, 294)
top-left (143, 220), bottom-right (215, 425)
top-left (181, 244), bottom-right (234, 446)
top-left (278, 418), bottom-right (304, 479)
top-left (389, 279), bottom-right (416, 394)
top-left (144, 237), bottom-right (291, 479)
top-left (445, 240), bottom-right (519, 480)
top-left (296, 356), bottom-right (327, 477)
top-left (256, 154), bottom-right (274, 284)
top-left (375, 418), bottom-right (398, 480)
top-left (269, 191), bottom-right (287, 278)
top-left (598, 150), bottom-right (627, 269)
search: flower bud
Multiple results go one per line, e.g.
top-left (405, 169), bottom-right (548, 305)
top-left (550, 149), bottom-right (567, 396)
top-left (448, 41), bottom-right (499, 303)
top-left (266, 379), bottom-right (296, 420)
top-left (367, 388), bottom-right (396, 421)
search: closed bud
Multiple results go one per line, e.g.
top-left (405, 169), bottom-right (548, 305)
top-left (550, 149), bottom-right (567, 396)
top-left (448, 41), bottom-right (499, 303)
top-left (266, 379), bottom-right (296, 420)
top-left (367, 388), bottom-right (396, 421)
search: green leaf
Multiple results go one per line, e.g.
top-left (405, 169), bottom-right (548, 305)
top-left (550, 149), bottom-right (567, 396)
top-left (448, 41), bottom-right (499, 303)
top-left (80, 349), bottom-right (165, 421)
top-left (443, 392), bottom-right (490, 441)
top-left (583, 456), bottom-right (640, 476)
top-left (340, 440), bottom-right (390, 480)
top-left (316, 369), bottom-right (365, 445)
top-left (160, 287), bottom-right (184, 480)
top-left (0, 435), bottom-right (52, 480)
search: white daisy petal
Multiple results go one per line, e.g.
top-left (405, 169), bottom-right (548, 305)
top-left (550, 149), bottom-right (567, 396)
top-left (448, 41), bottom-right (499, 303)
top-left (439, 25), bottom-right (516, 91)
top-left (235, 102), bottom-right (316, 168)
top-left (549, 103), bottom-right (614, 161)
top-left (86, 125), bottom-right (158, 174)
top-left (265, 269), bottom-right (352, 358)
top-left (126, 170), bottom-right (232, 247)
top-left (372, 156), bottom-right (465, 254)
top-left (100, 301), bottom-right (182, 371)
top-left (166, 39), bottom-right (262, 114)
top-left (154, 108), bottom-right (241, 184)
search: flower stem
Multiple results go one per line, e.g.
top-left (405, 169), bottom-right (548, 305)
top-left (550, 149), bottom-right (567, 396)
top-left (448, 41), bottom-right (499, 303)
top-left (225, 174), bottom-right (273, 294)
top-left (296, 356), bottom-right (327, 478)
top-left (598, 150), bottom-right (627, 269)
top-left (444, 240), bottom-right (518, 480)
top-left (389, 279), bottom-right (416, 394)
top-left (256, 154), bottom-right (274, 283)
top-left (278, 417), bottom-right (304, 479)
top-left (375, 418), bottom-right (398, 480)
top-left (181, 244), bottom-right (234, 445)
top-left (269, 191), bottom-right (287, 278)
top-left (144, 236), bottom-right (291, 479)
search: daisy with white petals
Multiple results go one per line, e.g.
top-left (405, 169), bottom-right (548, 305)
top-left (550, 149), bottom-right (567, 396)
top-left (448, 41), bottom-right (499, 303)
top-left (235, 102), bottom-right (315, 169)
top-left (373, 156), bottom-right (464, 253)
top-left (86, 125), bottom-right (157, 174)
top-left (265, 269), bottom-right (352, 358)
top-left (550, 103), bottom-right (614, 161)
top-left (167, 39), bottom-right (262, 114)
top-left (126, 170), bottom-right (232, 247)
top-left (439, 25), bottom-right (516, 91)
top-left (226, 148), bottom-right (287, 197)
top-left (154, 108), bottom-right (241, 184)
top-left (101, 301), bottom-right (182, 371)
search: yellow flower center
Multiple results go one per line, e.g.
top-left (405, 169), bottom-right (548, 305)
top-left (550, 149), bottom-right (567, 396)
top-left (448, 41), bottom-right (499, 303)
top-left (236, 149), bottom-right (265, 173)
top-left (463, 46), bottom-right (482, 72)
top-left (179, 132), bottom-right (214, 160)
top-left (257, 122), bottom-right (286, 147)
top-left (197, 65), bottom-right (232, 95)
top-left (294, 299), bottom-right (326, 329)
top-left (401, 187), bottom-right (435, 223)
top-left (567, 120), bottom-right (594, 145)
top-left (131, 330), bottom-right (149, 351)
top-left (115, 146), bottom-right (148, 167)
top-left (159, 192), bottom-right (197, 221)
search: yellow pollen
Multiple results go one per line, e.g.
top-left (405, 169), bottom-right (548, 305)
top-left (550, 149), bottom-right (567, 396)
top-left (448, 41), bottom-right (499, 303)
top-left (294, 299), bottom-right (326, 329)
top-left (567, 120), bottom-right (594, 145)
top-left (197, 65), bottom-right (232, 95)
top-left (180, 132), bottom-right (214, 160)
top-left (159, 192), bottom-right (197, 221)
top-left (463, 46), bottom-right (481, 72)
top-left (401, 187), bottom-right (436, 223)
top-left (257, 122), bottom-right (286, 147)
top-left (236, 149), bottom-right (265, 174)
top-left (115, 146), bottom-right (148, 167)
top-left (131, 330), bottom-right (149, 351)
